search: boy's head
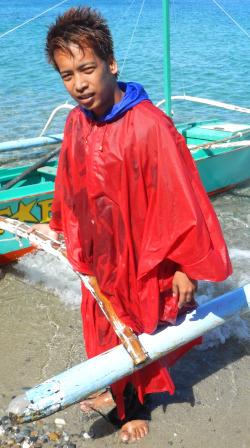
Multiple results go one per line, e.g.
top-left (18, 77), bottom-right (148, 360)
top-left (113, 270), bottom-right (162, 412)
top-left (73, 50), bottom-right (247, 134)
top-left (46, 6), bottom-right (123, 119)
top-left (46, 6), bottom-right (115, 72)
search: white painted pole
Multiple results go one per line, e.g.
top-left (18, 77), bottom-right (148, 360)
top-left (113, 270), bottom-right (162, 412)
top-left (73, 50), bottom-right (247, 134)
top-left (9, 284), bottom-right (250, 423)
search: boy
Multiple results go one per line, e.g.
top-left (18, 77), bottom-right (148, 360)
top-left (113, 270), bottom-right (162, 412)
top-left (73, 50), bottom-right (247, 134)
top-left (29, 6), bottom-right (231, 442)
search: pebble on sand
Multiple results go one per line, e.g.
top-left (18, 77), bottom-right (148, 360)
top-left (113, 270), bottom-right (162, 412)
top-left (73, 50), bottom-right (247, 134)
top-left (55, 418), bottom-right (66, 427)
top-left (48, 432), bottom-right (59, 441)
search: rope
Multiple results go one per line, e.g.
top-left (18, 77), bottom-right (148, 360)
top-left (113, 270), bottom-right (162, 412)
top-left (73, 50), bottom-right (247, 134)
top-left (1, 222), bottom-right (24, 245)
top-left (1, 237), bottom-right (18, 242)
top-left (113, 0), bottom-right (137, 32)
top-left (191, 144), bottom-right (250, 154)
top-left (120, 0), bottom-right (146, 76)
top-left (189, 130), bottom-right (250, 152)
top-left (0, 0), bottom-right (68, 39)
top-left (211, 0), bottom-right (249, 38)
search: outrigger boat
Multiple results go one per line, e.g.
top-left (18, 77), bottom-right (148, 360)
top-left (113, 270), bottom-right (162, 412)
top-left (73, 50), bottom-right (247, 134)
top-left (0, 0), bottom-right (250, 265)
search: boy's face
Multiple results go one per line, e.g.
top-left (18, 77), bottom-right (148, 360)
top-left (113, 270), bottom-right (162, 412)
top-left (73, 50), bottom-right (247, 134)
top-left (54, 45), bottom-right (120, 119)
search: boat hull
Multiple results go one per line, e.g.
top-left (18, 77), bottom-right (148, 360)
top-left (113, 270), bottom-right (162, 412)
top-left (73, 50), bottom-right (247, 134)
top-left (0, 163), bottom-right (57, 264)
top-left (195, 146), bottom-right (250, 194)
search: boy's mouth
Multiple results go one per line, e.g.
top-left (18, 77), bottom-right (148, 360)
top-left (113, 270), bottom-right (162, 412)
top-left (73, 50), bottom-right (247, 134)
top-left (77, 93), bottom-right (94, 100)
top-left (77, 93), bottom-right (95, 107)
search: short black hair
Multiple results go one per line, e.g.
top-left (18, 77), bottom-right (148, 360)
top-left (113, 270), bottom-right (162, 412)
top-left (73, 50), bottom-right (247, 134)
top-left (46, 6), bottom-right (115, 71)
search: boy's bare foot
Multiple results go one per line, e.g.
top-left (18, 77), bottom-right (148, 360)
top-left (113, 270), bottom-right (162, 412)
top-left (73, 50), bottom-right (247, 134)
top-left (121, 420), bottom-right (149, 442)
top-left (80, 389), bottom-right (115, 411)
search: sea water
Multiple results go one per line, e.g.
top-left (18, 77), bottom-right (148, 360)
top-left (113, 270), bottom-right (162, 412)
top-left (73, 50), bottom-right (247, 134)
top-left (0, 0), bottom-right (249, 348)
top-left (0, 0), bottom-right (249, 145)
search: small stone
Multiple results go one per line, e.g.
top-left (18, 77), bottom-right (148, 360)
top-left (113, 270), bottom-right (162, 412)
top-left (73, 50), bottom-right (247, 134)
top-left (39, 434), bottom-right (49, 443)
top-left (0, 426), bottom-right (5, 435)
top-left (34, 420), bottom-right (44, 427)
top-left (1, 416), bottom-right (9, 424)
top-left (22, 442), bottom-right (30, 448)
top-left (34, 442), bottom-right (42, 448)
top-left (83, 432), bottom-right (93, 439)
top-left (55, 419), bottom-right (66, 427)
top-left (81, 415), bottom-right (89, 423)
top-left (174, 432), bottom-right (178, 436)
top-left (48, 433), bottom-right (59, 441)
top-left (30, 436), bottom-right (38, 443)
top-left (23, 429), bottom-right (31, 437)
top-left (15, 433), bottom-right (25, 443)
top-left (30, 431), bottom-right (38, 437)
top-left (62, 431), bottom-right (69, 437)
top-left (55, 431), bottom-right (62, 438)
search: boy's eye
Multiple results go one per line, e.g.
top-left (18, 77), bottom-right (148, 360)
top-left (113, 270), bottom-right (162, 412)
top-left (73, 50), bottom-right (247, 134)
top-left (61, 73), bottom-right (72, 80)
top-left (82, 67), bottom-right (95, 74)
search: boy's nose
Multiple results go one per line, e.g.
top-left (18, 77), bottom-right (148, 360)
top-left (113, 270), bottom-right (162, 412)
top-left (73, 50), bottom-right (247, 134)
top-left (75, 74), bottom-right (88, 92)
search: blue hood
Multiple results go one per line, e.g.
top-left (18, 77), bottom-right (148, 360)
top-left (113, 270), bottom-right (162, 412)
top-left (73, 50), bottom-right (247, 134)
top-left (81, 82), bottom-right (150, 122)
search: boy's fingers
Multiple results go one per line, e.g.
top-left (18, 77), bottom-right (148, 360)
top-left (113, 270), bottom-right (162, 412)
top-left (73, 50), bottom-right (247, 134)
top-left (172, 283), bottom-right (178, 297)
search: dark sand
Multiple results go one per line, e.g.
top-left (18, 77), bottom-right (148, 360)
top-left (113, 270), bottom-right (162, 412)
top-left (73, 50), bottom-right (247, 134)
top-left (0, 264), bottom-right (249, 448)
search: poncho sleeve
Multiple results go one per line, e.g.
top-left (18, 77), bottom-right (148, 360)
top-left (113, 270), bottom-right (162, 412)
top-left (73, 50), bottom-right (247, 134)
top-left (137, 112), bottom-right (232, 283)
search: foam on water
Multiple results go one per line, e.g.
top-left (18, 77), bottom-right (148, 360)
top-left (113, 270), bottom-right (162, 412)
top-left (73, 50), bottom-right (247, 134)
top-left (13, 251), bottom-right (82, 308)
top-left (13, 246), bottom-right (250, 350)
top-left (229, 248), bottom-right (250, 260)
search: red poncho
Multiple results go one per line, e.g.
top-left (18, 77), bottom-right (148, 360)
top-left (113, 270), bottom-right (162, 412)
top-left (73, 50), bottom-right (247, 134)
top-left (50, 100), bottom-right (232, 418)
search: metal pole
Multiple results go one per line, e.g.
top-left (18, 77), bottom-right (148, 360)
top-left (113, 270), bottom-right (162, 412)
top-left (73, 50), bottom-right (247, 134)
top-left (162, 0), bottom-right (171, 116)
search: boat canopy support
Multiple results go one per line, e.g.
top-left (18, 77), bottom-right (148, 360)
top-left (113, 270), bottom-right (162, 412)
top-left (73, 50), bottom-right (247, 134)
top-left (0, 135), bottom-right (63, 152)
top-left (156, 96), bottom-right (250, 114)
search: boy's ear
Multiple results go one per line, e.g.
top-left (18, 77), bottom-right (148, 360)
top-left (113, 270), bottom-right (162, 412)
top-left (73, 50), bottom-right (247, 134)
top-left (108, 55), bottom-right (118, 75)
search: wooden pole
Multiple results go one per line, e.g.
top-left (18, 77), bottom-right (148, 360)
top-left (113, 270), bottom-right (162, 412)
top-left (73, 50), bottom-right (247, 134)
top-left (8, 284), bottom-right (250, 423)
top-left (0, 146), bottom-right (61, 191)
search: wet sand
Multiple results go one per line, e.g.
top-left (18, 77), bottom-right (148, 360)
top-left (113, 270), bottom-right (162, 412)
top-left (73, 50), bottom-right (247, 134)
top-left (0, 265), bottom-right (249, 448)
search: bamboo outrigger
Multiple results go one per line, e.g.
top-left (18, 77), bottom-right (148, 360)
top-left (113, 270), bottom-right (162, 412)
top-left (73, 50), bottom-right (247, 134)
top-left (8, 284), bottom-right (250, 423)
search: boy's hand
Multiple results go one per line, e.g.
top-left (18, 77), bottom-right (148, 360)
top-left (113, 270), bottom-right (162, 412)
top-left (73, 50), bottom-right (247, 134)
top-left (27, 224), bottom-right (59, 250)
top-left (172, 270), bottom-right (198, 308)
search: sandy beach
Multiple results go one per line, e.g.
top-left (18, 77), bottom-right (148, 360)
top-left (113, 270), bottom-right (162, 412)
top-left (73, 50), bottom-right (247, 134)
top-left (0, 262), bottom-right (249, 448)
